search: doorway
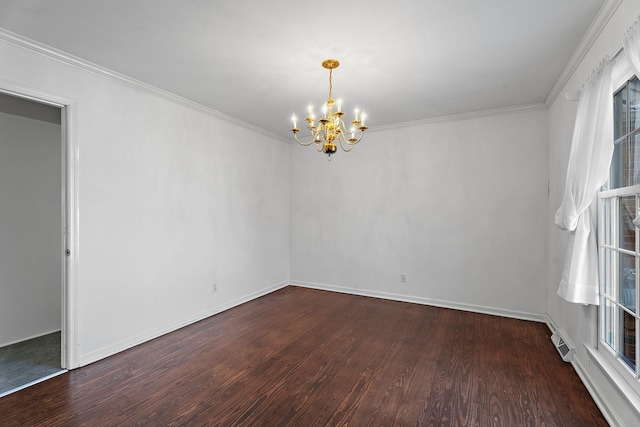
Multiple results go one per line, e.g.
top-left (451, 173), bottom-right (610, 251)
top-left (0, 89), bottom-right (74, 396)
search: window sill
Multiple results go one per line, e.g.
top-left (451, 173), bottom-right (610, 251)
top-left (585, 344), bottom-right (640, 416)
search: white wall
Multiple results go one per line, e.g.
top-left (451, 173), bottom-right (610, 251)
top-left (0, 38), bottom-right (290, 366)
top-left (291, 107), bottom-right (549, 319)
top-left (547, 1), bottom-right (640, 424)
top-left (0, 111), bottom-right (61, 347)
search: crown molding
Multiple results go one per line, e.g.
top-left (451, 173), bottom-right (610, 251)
top-left (369, 102), bottom-right (547, 133)
top-left (0, 28), bottom-right (288, 143)
top-left (545, 0), bottom-right (624, 107)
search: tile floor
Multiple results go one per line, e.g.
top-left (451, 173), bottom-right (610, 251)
top-left (0, 331), bottom-right (65, 397)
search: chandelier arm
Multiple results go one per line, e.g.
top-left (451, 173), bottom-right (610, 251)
top-left (336, 128), bottom-right (353, 145)
top-left (336, 119), bottom-right (348, 133)
top-left (354, 132), bottom-right (366, 143)
top-left (336, 120), bottom-right (365, 145)
top-left (350, 134), bottom-right (365, 145)
top-left (338, 137), bottom-right (356, 152)
top-left (293, 132), bottom-right (319, 146)
top-left (337, 120), bottom-right (356, 139)
top-left (336, 129), bottom-right (356, 152)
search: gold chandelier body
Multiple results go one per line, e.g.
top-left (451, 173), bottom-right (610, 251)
top-left (291, 59), bottom-right (367, 159)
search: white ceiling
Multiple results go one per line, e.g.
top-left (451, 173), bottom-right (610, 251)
top-left (0, 0), bottom-right (606, 139)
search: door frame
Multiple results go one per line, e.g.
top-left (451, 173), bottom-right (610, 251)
top-left (0, 81), bottom-right (78, 369)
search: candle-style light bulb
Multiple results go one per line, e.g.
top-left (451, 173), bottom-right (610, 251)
top-left (291, 113), bottom-right (297, 128)
top-left (322, 103), bottom-right (328, 118)
top-left (354, 107), bottom-right (360, 121)
top-left (361, 112), bottom-right (366, 126)
top-left (307, 103), bottom-right (314, 117)
top-left (337, 99), bottom-right (342, 112)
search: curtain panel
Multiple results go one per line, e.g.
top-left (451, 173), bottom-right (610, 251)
top-left (624, 18), bottom-right (640, 78)
top-left (555, 59), bottom-right (613, 305)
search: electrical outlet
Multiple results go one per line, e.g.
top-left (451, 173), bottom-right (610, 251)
top-left (400, 274), bottom-right (406, 283)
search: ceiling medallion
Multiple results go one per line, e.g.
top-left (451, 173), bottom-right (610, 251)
top-left (291, 59), bottom-right (367, 160)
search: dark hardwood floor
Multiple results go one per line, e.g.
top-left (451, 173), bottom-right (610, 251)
top-left (0, 286), bottom-right (606, 426)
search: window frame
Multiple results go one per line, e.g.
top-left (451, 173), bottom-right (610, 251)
top-left (597, 65), bottom-right (640, 397)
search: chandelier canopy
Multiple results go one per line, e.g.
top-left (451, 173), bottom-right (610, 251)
top-left (291, 59), bottom-right (367, 160)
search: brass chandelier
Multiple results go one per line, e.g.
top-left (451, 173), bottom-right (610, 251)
top-left (291, 59), bottom-right (367, 160)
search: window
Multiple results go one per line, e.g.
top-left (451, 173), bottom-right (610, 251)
top-left (599, 75), bottom-right (640, 392)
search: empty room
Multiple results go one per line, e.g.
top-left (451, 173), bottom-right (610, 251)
top-left (1, 0), bottom-right (640, 425)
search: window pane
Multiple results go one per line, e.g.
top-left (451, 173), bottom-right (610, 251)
top-left (603, 297), bottom-right (615, 349)
top-left (602, 248), bottom-right (614, 296)
top-left (619, 252), bottom-right (636, 312)
top-left (630, 77), bottom-right (640, 132)
top-left (611, 138), bottom-right (627, 189)
top-left (621, 310), bottom-right (637, 371)
top-left (615, 85), bottom-right (628, 140)
top-left (619, 196), bottom-right (636, 251)
top-left (603, 198), bottom-right (613, 245)
top-left (633, 133), bottom-right (640, 186)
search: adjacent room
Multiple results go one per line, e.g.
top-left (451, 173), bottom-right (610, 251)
top-left (0, 93), bottom-right (64, 396)
top-left (0, 0), bottom-right (640, 425)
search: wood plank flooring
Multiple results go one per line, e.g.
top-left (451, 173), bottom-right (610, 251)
top-left (0, 286), bottom-right (606, 426)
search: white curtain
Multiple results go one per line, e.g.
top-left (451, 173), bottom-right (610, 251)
top-left (625, 18), bottom-right (640, 77)
top-left (555, 59), bottom-right (613, 305)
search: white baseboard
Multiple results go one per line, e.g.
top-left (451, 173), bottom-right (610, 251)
top-left (77, 281), bottom-right (289, 367)
top-left (291, 280), bottom-right (547, 323)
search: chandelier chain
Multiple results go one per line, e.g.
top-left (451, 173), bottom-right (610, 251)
top-left (328, 68), bottom-right (333, 100)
